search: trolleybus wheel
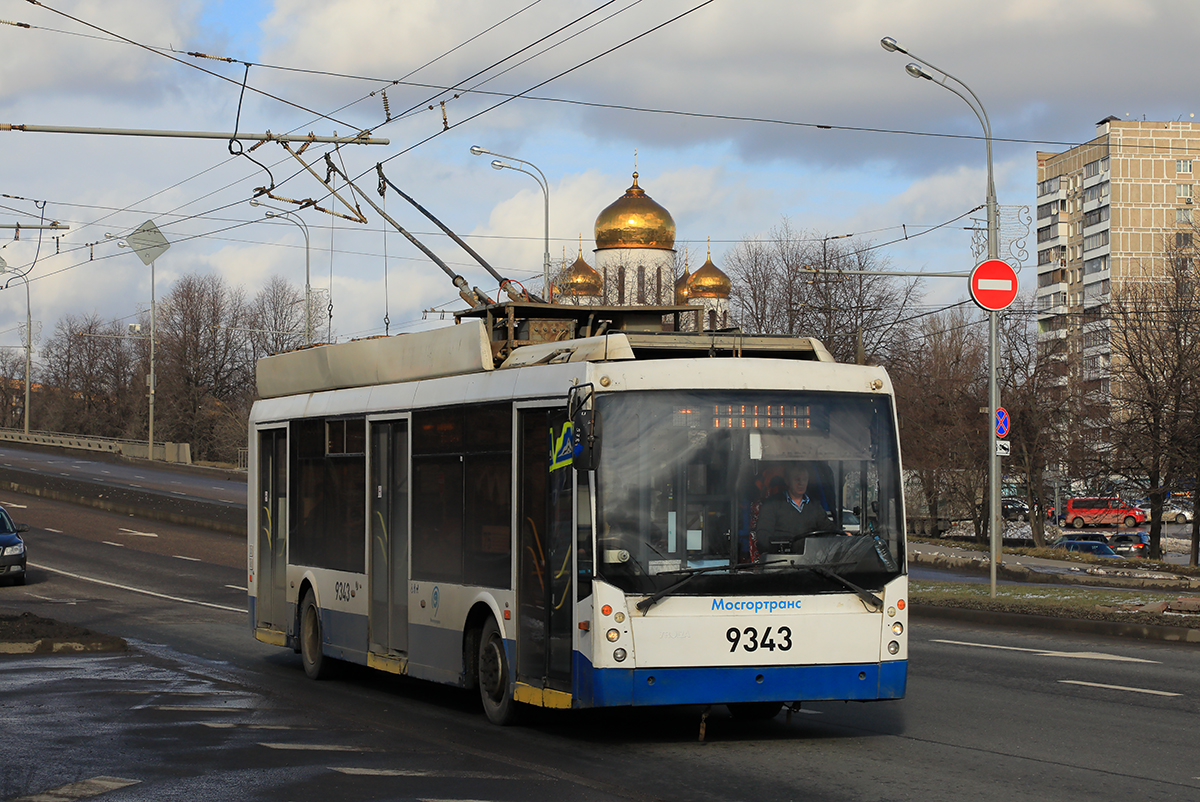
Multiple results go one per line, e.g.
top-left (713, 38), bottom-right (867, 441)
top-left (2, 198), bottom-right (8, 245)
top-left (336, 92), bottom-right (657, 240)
top-left (300, 589), bottom-right (334, 680)
top-left (478, 617), bottom-right (517, 725)
top-left (727, 701), bottom-right (783, 721)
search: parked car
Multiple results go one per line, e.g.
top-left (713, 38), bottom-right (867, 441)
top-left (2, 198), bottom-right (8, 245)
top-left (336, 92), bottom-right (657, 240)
top-left (1052, 540), bottom-right (1124, 559)
top-left (1052, 532), bottom-right (1110, 545)
top-left (1063, 497), bottom-right (1145, 529)
top-left (1001, 498), bottom-right (1030, 521)
top-left (841, 509), bottom-right (862, 533)
top-left (1135, 501), bottom-right (1191, 524)
top-left (0, 506), bottom-right (28, 586)
top-left (1110, 533), bottom-right (1151, 558)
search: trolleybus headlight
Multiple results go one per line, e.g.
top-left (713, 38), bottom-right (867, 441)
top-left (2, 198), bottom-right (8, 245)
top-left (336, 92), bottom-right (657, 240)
top-left (887, 606), bottom-right (896, 617)
top-left (606, 628), bottom-right (621, 642)
top-left (887, 640), bottom-right (900, 655)
top-left (613, 648), bottom-right (627, 662)
top-left (613, 612), bottom-right (626, 623)
top-left (891, 622), bottom-right (904, 636)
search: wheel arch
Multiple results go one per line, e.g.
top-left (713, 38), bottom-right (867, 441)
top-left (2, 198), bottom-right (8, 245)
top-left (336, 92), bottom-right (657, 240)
top-left (462, 600), bottom-right (504, 691)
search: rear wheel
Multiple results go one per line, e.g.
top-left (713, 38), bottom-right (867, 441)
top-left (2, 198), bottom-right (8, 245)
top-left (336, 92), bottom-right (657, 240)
top-left (1072, 517), bottom-right (1084, 529)
top-left (727, 701), bottom-right (783, 721)
top-left (477, 617), bottom-right (517, 725)
top-left (300, 589), bottom-right (334, 680)
top-left (1176, 513), bottom-right (1187, 525)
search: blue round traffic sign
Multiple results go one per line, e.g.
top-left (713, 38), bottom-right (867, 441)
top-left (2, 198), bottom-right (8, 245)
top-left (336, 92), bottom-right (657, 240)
top-left (996, 407), bottom-right (1010, 438)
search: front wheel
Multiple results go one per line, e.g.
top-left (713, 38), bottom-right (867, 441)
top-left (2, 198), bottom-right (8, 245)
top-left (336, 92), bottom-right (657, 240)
top-left (477, 617), bottom-right (517, 725)
top-left (1123, 516), bottom-right (1136, 528)
top-left (300, 589), bottom-right (335, 680)
top-left (1176, 513), bottom-right (1187, 525)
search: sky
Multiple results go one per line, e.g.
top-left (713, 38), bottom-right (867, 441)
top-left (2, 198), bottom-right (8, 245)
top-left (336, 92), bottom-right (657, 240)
top-left (1, 0), bottom-right (1197, 353)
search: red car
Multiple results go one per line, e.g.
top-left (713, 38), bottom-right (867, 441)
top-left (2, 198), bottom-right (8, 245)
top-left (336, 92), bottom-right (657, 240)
top-left (1064, 498), bottom-right (1146, 529)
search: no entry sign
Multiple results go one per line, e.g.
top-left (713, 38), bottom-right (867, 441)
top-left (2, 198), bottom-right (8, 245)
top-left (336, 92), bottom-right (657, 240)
top-left (969, 259), bottom-right (1019, 311)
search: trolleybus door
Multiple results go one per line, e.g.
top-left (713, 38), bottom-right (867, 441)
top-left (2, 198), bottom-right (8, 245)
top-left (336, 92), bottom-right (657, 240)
top-left (369, 419), bottom-right (410, 655)
top-left (255, 428), bottom-right (288, 633)
top-left (517, 409), bottom-right (573, 694)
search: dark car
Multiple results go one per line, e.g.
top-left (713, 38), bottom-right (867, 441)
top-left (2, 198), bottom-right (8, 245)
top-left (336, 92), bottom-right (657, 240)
top-left (0, 506), bottom-right (28, 585)
top-left (1052, 540), bottom-right (1123, 559)
top-left (1001, 498), bottom-right (1030, 521)
top-left (1052, 532), bottom-right (1109, 545)
top-left (1110, 533), bottom-right (1151, 558)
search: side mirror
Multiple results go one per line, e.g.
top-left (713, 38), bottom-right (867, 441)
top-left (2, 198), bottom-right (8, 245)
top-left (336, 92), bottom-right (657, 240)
top-left (567, 383), bottom-right (596, 472)
top-left (16, 523), bottom-right (29, 533)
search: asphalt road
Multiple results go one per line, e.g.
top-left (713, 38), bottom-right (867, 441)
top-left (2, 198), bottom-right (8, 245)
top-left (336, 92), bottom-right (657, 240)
top-left (0, 460), bottom-right (1198, 801)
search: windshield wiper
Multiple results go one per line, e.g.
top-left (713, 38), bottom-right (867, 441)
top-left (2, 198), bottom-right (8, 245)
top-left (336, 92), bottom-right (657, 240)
top-left (798, 564), bottom-right (883, 610)
top-left (635, 562), bottom-right (762, 614)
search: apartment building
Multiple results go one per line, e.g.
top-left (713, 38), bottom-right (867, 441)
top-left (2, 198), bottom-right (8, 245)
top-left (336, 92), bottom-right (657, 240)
top-left (1036, 117), bottom-right (1199, 394)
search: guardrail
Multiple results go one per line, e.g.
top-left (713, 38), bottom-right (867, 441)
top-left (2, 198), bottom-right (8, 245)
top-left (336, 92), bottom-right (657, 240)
top-left (0, 428), bottom-right (192, 464)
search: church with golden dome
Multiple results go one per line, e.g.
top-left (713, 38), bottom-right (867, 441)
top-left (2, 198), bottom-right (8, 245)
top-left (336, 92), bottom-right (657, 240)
top-left (554, 166), bottom-right (730, 331)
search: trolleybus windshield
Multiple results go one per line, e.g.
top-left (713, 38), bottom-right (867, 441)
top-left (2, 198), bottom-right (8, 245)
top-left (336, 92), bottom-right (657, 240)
top-left (593, 390), bottom-right (903, 597)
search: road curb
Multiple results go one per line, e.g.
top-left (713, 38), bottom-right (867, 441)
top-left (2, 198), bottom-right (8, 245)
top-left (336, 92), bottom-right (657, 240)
top-left (910, 549), bottom-right (1200, 592)
top-left (910, 603), bottom-right (1200, 644)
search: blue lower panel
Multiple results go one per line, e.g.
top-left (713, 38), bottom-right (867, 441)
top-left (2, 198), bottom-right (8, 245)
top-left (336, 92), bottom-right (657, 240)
top-left (575, 654), bottom-right (907, 708)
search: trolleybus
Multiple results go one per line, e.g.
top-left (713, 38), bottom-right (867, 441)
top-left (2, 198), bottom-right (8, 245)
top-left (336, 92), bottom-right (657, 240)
top-left (248, 303), bottom-right (908, 724)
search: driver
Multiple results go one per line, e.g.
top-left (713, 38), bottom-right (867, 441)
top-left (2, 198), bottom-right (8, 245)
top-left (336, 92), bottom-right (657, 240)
top-left (752, 463), bottom-right (833, 554)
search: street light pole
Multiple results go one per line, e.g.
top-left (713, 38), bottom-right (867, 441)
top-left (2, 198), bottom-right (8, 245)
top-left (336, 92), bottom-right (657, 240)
top-left (0, 260), bottom-right (33, 434)
top-left (251, 200), bottom-right (312, 346)
top-left (882, 36), bottom-right (1003, 596)
top-left (470, 146), bottom-right (551, 301)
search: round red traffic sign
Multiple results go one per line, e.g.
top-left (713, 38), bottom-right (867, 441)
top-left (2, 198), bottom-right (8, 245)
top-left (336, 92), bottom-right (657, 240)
top-left (969, 259), bottom-right (1019, 311)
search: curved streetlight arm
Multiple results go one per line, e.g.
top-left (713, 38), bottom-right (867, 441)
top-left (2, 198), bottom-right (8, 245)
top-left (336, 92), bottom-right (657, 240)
top-left (1, 269), bottom-right (33, 435)
top-left (882, 35), bottom-right (1002, 599)
top-left (251, 199), bottom-right (314, 345)
top-left (473, 146), bottom-right (553, 301)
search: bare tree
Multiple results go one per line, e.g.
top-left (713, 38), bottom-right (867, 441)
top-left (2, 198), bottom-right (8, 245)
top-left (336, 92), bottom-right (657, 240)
top-left (725, 219), bottom-right (921, 363)
top-left (154, 273), bottom-right (254, 463)
top-left (889, 306), bottom-right (990, 541)
top-left (1103, 244), bottom-right (1200, 559)
top-left (247, 275), bottom-right (307, 359)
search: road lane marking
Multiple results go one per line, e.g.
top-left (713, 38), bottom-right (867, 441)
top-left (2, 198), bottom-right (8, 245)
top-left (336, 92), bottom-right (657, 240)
top-left (8, 776), bottom-right (140, 801)
top-left (31, 564), bottom-right (246, 614)
top-left (117, 528), bottom-right (158, 538)
top-left (45, 528), bottom-right (62, 533)
top-left (931, 639), bottom-right (1159, 663)
top-left (174, 555), bottom-right (201, 562)
top-left (102, 541), bottom-right (126, 548)
top-left (201, 723), bottom-right (298, 729)
top-left (3, 502), bottom-right (27, 508)
top-left (149, 705), bottom-right (248, 712)
top-left (226, 584), bottom-right (248, 591)
top-left (260, 743), bottom-right (381, 752)
top-left (332, 768), bottom-right (512, 778)
top-left (1059, 680), bottom-right (1180, 697)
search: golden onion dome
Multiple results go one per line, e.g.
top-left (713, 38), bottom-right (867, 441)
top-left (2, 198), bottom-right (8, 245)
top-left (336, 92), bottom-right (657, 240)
top-left (687, 252), bottom-right (731, 298)
top-left (674, 264), bottom-right (691, 305)
top-left (594, 171), bottom-right (676, 250)
top-left (555, 248), bottom-right (603, 297)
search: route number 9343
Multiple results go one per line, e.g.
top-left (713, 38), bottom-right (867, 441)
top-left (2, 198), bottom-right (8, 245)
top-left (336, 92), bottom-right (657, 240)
top-left (726, 625), bottom-right (792, 653)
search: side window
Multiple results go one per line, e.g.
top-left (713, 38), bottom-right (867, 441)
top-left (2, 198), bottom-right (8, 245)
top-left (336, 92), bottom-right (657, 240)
top-left (290, 416), bottom-right (366, 573)
top-left (411, 404), bottom-right (512, 587)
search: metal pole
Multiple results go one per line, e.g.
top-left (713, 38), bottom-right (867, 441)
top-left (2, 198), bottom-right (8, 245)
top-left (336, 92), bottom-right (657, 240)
top-left (0, 123), bottom-right (387, 145)
top-left (23, 278), bottom-right (30, 436)
top-left (883, 36), bottom-right (1003, 596)
top-left (471, 146), bottom-right (551, 298)
top-left (149, 260), bottom-right (155, 460)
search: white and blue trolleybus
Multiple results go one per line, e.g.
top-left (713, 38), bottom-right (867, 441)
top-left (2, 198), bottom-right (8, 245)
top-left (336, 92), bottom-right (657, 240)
top-left (248, 303), bottom-right (907, 724)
